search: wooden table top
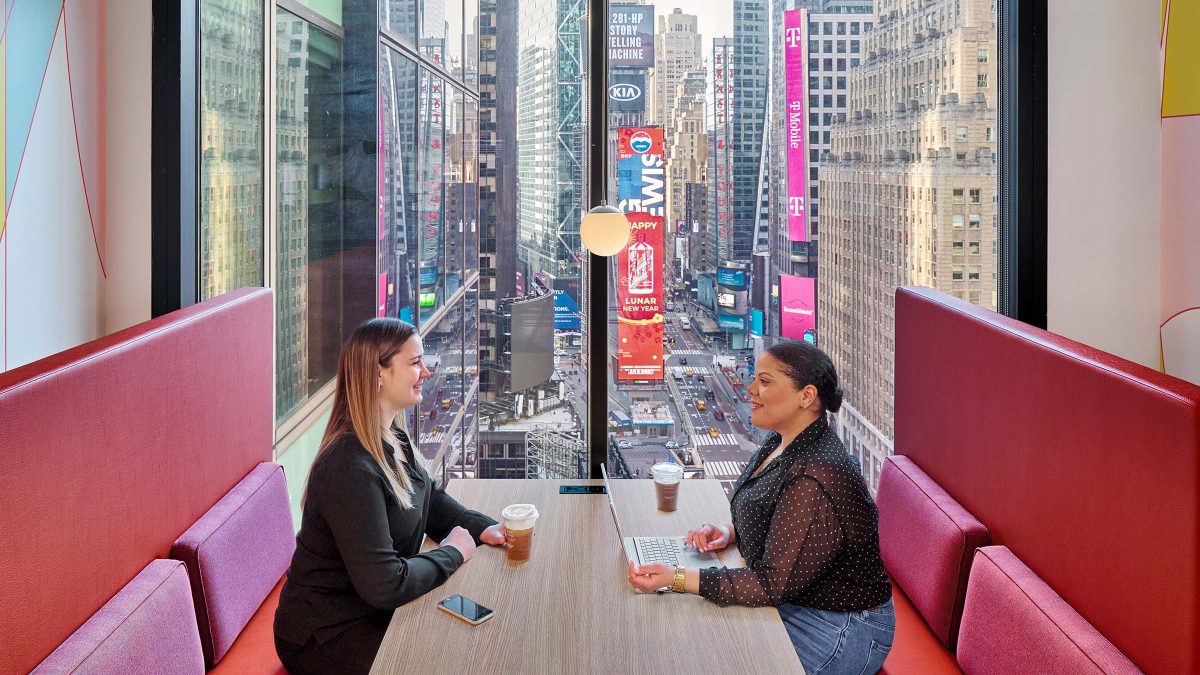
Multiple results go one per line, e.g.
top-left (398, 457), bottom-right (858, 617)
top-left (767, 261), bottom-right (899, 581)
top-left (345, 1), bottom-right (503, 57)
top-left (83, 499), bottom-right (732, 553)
top-left (370, 479), bottom-right (802, 674)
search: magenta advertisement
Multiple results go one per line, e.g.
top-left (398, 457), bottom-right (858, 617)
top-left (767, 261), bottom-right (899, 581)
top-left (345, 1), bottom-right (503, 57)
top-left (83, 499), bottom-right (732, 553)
top-left (780, 274), bottom-right (816, 342)
top-left (784, 9), bottom-right (809, 243)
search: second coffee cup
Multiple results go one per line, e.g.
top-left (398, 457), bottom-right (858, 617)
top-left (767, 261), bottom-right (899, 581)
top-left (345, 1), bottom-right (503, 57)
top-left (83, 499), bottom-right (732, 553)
top-left (651, 462), bottom-right (684, 512)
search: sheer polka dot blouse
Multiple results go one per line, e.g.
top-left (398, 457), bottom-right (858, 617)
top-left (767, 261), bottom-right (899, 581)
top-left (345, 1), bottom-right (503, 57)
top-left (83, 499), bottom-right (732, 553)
top-left (698, 415), bottom-right (892, 611)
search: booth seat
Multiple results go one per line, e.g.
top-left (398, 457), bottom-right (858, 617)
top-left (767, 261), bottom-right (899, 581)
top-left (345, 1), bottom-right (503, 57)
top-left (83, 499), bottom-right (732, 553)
top-left (876, 455), bottom-right (988, 674)
top-left (957, 546), bottom-right (1140, 674)
top-left (0, 288), bottom-right (277, 672)
top-left (893, 286), bottom-right (1200, 673)
top-left (172, 462), bottom-right (295, 672)
top-left (33, 560), bottom-right (206, 674)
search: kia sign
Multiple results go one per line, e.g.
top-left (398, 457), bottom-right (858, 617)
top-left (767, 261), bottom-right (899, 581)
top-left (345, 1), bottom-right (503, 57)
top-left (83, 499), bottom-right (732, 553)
top-left (780, 274), bottom-right (816, 342)
top-left (608, 73), bottom-right (645, 113)
top-left (609, 5), bottom-right (654, 68)
top-left (785, 9), bottom-right (810, 243)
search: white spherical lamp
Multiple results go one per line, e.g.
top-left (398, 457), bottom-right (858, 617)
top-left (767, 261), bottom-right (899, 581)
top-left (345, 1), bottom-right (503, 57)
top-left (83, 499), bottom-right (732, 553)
top-left (579, 203), bottom-right (631, 257)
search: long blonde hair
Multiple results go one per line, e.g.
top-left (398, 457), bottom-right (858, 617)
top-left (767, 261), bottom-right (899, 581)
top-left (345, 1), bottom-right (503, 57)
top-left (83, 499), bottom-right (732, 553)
top-left (306, 317), bottom-right (427, 508)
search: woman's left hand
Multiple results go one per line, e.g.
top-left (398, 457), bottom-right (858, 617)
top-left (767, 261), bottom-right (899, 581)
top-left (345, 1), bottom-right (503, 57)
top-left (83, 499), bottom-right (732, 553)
top-left (480, 523), bottom-right (506, 547)
top-left (627, 561), bottom-right (676, 592)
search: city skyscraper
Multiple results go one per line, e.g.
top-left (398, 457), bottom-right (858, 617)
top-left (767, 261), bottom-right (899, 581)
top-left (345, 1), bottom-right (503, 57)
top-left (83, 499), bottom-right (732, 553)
top-left (666, 70), bottom-right (707, 283)
top-left (649, 9), bottom-right (703, 127)
top-left (820, 0), bottom-right (998, 487)
top-left (516, 0), bottom-right (585, 284)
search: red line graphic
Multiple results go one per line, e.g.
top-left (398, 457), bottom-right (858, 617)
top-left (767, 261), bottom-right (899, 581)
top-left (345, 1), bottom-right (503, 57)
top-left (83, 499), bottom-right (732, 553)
top-left (62, 5), bottom-right (105, 277)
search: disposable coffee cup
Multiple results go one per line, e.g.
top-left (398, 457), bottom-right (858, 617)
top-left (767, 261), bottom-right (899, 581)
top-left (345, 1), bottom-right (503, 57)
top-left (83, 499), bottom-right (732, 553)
top-left (501, 503), bottom-right (539, 563)
top-left (651, 462), bottom-right (684, 512)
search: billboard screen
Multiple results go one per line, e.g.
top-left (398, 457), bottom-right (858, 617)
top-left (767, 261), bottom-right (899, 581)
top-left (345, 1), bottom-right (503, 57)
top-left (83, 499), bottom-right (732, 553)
top-left (617, 127), bottom-right (665, 216)
top-left (784, 9), bottom-right (809, 242)
top-left (716, 264), bottom-right (748, 289)
top-left (616, 212), bottom-right (665, 381)
top-left (609, 5), bottom-right (654, 68)
top-left (510, 294), bottom-right (555, 392)
top-left (608, 72), bottom-right (646, 113)
top-left (749, 308), bottom-right (765, 337)
top-left (552, 278), bottom-right (582, 331)
top-left (780, 274), bottom-right (817, 342)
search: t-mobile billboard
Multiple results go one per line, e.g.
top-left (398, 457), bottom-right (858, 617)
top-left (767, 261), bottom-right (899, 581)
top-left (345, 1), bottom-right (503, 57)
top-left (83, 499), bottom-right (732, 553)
top-left (784, 9), bottom-right (809, 243)
top-left (780, 274), bottom-right (816, 343)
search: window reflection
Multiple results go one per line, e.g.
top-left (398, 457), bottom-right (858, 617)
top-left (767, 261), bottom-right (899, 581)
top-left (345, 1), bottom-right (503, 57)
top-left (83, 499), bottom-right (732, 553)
top-left (275, 10), bottom-right (358, 422)
top-left (199, 0), bottom-right (264, 299)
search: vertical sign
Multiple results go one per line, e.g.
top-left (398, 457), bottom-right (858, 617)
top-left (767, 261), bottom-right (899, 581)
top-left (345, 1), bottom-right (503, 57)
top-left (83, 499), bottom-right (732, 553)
top-left (608, 5), bottom-right (655, 68)
top-left (714, 40), bottom-right (734, 259)
top-left (784, 9), bottom-right (810, 242)
top-left (780, 274), bottom-right (817, 343)
top-left (616, 127), bottom-right (666, 381)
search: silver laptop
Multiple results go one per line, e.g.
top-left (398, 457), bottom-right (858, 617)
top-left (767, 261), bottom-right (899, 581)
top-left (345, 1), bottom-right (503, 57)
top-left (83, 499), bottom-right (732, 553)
top-left (601, 464), bottom-right (718, 592)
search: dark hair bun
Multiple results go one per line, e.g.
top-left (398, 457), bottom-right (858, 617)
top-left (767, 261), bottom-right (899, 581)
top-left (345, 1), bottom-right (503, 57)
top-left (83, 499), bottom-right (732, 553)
top-left (825, 386), bottom-right (844, 413)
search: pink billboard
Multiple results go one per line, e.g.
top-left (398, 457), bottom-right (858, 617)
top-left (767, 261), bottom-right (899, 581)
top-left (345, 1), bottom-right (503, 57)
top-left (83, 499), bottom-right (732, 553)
top-left (780, 274), bottom-right (816, 342)
top-left (784, 9), bottom-right (809, 243)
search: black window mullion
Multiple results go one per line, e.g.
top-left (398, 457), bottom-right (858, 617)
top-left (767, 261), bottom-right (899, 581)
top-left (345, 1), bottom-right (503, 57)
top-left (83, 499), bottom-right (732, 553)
top-left (999, 0), bottom-right (1047, 328)
top-left (586, 0), bottom-right (610, 478)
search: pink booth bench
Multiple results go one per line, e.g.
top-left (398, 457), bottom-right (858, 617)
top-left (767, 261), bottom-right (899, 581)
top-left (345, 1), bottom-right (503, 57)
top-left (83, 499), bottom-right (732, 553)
top-left (878, 286), bottom-right (1199, 674)
top-left (0, 288), bottom-right (291, 673)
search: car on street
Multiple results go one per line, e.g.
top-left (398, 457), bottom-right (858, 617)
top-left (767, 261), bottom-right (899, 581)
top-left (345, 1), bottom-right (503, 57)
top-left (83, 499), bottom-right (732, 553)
top-left (665, 440), bottom-right (680, 449)
top-left (713, 410), bottom-right (725, 421)
top-left (554, 349), bottom-right (568, 356)
top-left (680, 357), bottom-right (688, 366)
top-left (707, 426), bottom-right (720, 438)
top-left (617, 439), bottom-right (632, 449)
top-left (704, 390), bottom-right (715, 401)
top-left (696, 399), bottom-right (706, 411)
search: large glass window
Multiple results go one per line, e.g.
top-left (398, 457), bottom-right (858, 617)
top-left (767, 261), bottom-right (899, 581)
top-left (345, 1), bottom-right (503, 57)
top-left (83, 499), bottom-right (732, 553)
top-left (604, 1), bottom-right (999, 494)
top-left (274, 8), bottom-right (358, 422)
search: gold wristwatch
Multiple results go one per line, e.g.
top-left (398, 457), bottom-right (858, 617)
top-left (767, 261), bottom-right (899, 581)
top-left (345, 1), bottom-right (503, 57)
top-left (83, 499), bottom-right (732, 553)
top-left (671, 566), bottom-right (687, 593)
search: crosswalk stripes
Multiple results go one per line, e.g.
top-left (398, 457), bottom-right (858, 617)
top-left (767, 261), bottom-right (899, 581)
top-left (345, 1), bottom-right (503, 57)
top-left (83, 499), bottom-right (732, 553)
top-left (704, 461), bottom-right (747, 479)
top-left (691, 432), bottom-right (739, 446)
top-left (420, 430), bottom-right (448, 446)
top-left (670, 366), bottom-right (711, 376)
top-left (669, 349), bottom-right (706, 355)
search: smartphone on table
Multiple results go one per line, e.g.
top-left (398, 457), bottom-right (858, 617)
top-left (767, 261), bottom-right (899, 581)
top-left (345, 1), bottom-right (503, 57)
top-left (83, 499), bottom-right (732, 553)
top-left (437, 594), bottom-right (495, 626)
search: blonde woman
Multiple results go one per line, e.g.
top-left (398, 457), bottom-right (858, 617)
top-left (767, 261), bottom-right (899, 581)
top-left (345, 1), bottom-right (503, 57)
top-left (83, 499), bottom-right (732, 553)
top-left (275, 318), bottom-right (505, 674)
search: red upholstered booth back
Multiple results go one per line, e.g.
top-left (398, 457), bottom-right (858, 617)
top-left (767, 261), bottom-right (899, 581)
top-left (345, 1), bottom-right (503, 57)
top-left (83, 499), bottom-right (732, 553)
top-left (0, 288), bottom-right (273, 674)
top-left (894, 286), bottom-right (1200, 674)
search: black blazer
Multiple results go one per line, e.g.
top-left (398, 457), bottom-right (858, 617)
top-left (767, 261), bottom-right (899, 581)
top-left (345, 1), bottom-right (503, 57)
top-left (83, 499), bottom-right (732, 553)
top-left (274, 430), bottom-right (496, 646)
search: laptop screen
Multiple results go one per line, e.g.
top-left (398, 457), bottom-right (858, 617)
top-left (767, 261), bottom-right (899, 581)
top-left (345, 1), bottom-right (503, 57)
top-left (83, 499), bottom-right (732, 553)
top-left (600, 464), bottom-right (626, 542)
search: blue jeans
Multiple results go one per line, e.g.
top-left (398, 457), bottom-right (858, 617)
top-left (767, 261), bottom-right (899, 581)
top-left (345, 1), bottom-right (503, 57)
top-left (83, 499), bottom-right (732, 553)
top-left (778, 599), bottom-right (895, 675)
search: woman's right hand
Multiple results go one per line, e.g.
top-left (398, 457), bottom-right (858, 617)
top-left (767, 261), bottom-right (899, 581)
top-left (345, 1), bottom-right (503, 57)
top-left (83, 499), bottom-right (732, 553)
top-left (442, 526), bottom-right (476, 562)
top-left (686, 523), bottom-right (733, 552)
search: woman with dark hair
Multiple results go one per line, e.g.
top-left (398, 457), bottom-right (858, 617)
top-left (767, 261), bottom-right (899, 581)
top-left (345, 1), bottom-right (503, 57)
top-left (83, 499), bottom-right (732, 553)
top-left (274, 318), bottom-right (506, 674)
top-left (629, 341), bottom-right (894, 674)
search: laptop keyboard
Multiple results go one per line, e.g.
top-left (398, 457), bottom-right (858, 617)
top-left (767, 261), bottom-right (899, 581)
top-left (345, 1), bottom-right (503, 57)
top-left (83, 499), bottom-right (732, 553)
top-left (635, 537), bottom-right (681, 566)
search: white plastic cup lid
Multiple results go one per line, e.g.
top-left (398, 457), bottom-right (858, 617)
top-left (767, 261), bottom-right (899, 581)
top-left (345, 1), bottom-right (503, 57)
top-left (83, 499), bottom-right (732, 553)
top-left (651, 463), bottom-right (684, 484)
top-left (501, 503), bottom-right (539, 529)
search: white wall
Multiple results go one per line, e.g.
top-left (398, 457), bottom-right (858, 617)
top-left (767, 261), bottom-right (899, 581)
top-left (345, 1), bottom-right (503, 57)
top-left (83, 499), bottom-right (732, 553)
top-left (1047, 1), bottom-right (1161, 369)
top-left (102, 0), bottom-right (152, 335)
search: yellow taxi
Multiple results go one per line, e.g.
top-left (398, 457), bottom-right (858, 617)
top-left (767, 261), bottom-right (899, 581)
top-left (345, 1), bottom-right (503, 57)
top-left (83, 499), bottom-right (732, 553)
top-left (696, 399), bottom-right (706, 411)
top-left (707, 426), bottom-right (720, 439)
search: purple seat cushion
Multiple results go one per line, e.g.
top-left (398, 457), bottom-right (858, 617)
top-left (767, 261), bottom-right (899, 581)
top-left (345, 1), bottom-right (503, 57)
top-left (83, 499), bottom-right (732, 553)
top-left (171, 462), bottom-right (295, 667)
top-left (957, 546), bottom-right (1139, 674)
top-left (33, 559), bottom-right (204, 674)
top-left (876, 455), bottom-right (989, 649)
